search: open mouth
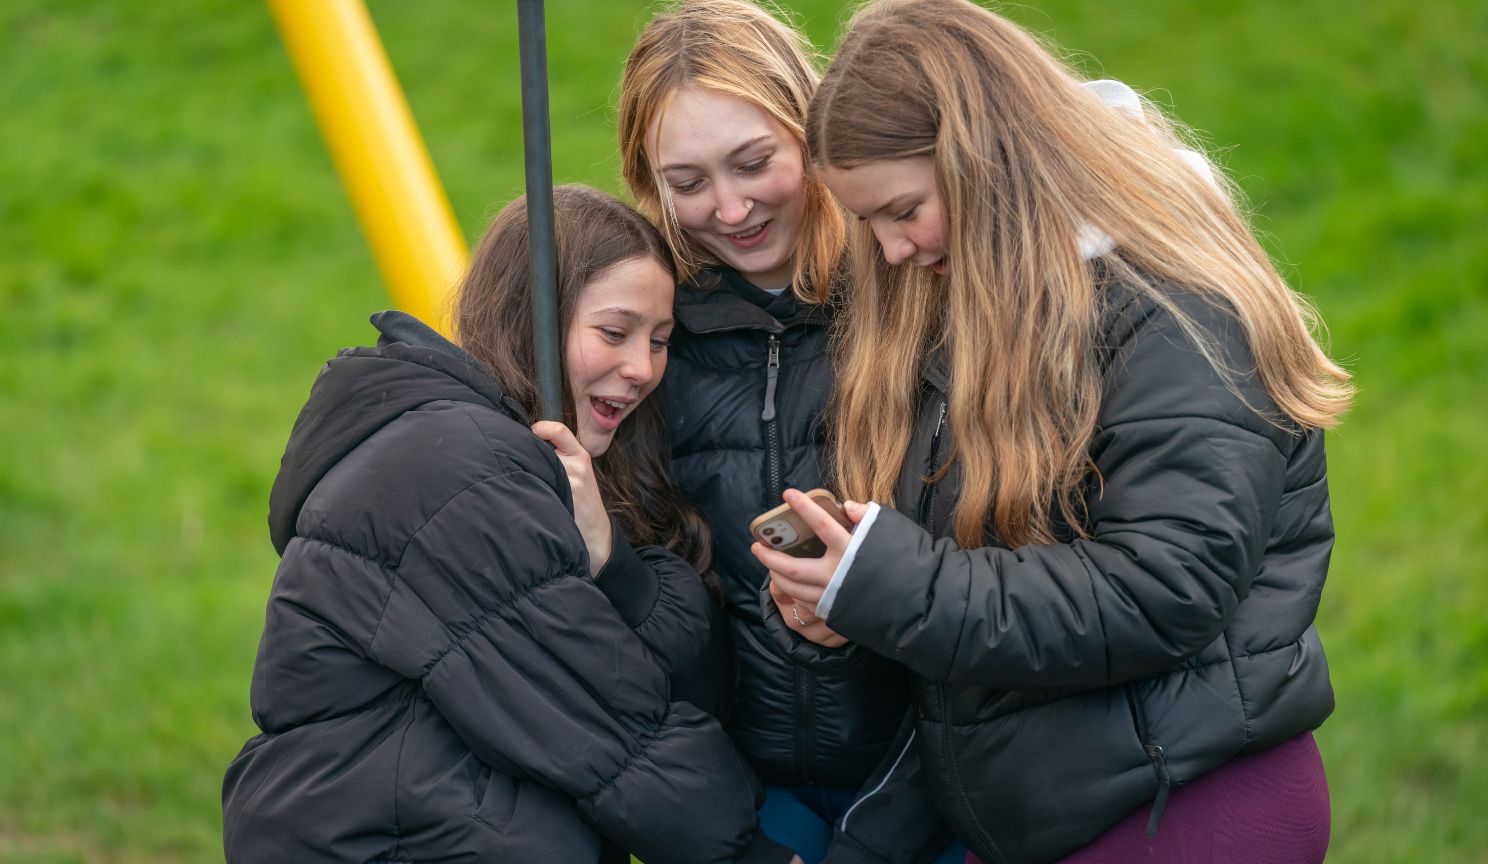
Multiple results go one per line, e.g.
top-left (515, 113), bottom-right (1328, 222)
top-left (724, 220), bottom-right (771, 248)
top-left (589, 396), bottom-right (630, 431)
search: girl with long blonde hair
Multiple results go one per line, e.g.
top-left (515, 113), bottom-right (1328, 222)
top-left (619, 2), bottom-right (964, 861)
top-left (758, 1), bottom-right (1351, 861)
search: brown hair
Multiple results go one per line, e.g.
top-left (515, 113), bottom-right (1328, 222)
top-left (454, 184), bottom-right (713, 576)
top-left (809, 0), bottom-right (1353, 547)
top-left (617, 0), bottom-right (846, 302)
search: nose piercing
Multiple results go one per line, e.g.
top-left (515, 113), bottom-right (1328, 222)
top-left (715, 200), bottom-right (755, 221)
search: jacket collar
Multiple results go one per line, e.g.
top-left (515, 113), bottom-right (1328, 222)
top-left (368, 311), bottom-right (526, 421)
top-left (921, 348), bottom-right (951, 393)
top-left (674, 269), bottom-right (831, 335)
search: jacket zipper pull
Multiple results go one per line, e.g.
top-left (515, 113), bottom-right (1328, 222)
top-left (761, 335), bottom-right (781, 422)
top-left (1143, 744), bottom-right (1172, 837)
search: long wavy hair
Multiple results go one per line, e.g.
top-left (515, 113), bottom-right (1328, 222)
top-left (808, 0), bottom-right (1353, 548)
top-left (617, 0), bottom-right (846, 302)
top-left (453, 185), bottom-right (713, 577)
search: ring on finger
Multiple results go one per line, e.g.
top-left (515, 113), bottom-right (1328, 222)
top-left (791, 603), bottom-right (814, 627)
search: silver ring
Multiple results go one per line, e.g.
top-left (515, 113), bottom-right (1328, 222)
top-left (791, 603), bottom-right (810, 627)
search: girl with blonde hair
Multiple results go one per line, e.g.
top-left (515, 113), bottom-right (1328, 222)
top-left (620, 2), bottom-right (964, 861)
top-left (759, 1), bottom-right (1350, 861)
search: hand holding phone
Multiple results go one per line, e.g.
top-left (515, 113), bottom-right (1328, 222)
top-left (749, 488), bottom-right (852, 558)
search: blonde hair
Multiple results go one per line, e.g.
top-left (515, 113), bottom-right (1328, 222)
top-left (618, 0), bottom-right (846, 302)
top-left (809, 0), bottom-right (1353, 547)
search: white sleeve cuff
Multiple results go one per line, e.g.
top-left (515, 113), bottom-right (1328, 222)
top-left (816, 502), bottom-right (882, 622)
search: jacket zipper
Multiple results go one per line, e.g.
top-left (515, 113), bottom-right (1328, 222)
top-left (1125, 685), bottom-right (1172, 837)
top-left (934, 683), bottom-right (1004, 862)
top-left (921, 400), bottom-right (1008, 860)
top-left (762, 334), bottom-right (784, 503)
top-left (917, 400), bottom-right (948, 533)
top-left (761, 332), bottom-right (809, 780)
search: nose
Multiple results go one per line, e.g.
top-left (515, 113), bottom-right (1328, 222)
top-left (618, 341), bottom-right (657, 388)
top-left (873, 224), bottom-right (916, 266)
top-left (713, 181), bottom-right (753, 226)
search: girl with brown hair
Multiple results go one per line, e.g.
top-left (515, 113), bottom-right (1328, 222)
top-left (224, 185), bottom-right (795, 863)
top-left (758, 1), bottom-right (1350, 861)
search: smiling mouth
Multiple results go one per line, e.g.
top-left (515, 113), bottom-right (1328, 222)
top-left (728, 223), bottom-right (767, 240)
top-left (589, 396), bottom-right (632, 431)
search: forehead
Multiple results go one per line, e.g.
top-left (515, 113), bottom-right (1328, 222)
top-left (820, 158), bottom-right (937, 215)
top-left (649, 87), bottom-right (786, 163)
top-left (577, 256), bottom-right (675, 321)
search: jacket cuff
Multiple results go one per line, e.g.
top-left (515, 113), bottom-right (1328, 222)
top-left (736, 828), bottom-right (797, 864)
top-left (592, 517), bottom-right (660, 629)
top-left (816, 502), bottom-right (881, 620)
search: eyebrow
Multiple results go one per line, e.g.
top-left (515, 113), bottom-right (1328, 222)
top-left (589, 306), bottom-right (674, 327)
top-left (659, 135), bottom-right (773, 172)
top-left (870, 194), bottom-right (915, 218)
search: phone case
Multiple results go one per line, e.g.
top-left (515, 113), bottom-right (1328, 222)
top-left (749, 489), bottom-right (851, 558)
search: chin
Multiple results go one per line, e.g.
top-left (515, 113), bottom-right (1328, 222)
top-left (580, 434), bottom-right (613, 458)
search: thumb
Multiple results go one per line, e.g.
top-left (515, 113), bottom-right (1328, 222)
top-left (531, 420), bottom-right (583, 457)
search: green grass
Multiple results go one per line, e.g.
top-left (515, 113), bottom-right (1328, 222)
top-left (1, 0), bottom-right (1484, 861)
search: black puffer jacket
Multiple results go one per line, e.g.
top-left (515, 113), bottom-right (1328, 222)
top-left (823, 282), bottom-right (1336, 864)
top-left (660, 270), bottom-right (914, 788)
top-left (222, 312), bottom-right (790, 864)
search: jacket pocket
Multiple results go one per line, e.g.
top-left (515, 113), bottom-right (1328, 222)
top-left (471, 763), bottom-right (519, 833)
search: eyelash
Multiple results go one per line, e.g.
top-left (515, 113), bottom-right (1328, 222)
top-left (894, 206), bottom-right (918, 223)
top-left (601, 328), bottom-right (670, 352)
top-left (668, 156), bottom-right (772, 196)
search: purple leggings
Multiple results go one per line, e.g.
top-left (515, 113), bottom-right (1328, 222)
top-left (968, 732), bottom-right (1330, 864)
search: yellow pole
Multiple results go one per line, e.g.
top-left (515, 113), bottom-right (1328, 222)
top-left (267, 0), bottom-right (466, 334)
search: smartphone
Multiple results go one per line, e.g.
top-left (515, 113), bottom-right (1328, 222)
top-left (749, 488), bottom-right (853, 558)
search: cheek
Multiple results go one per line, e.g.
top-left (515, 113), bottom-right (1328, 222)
top-left (758, 167), bottom-right (806, 210)
top-left (671, 196), bottom-right (714, 232)
top-left (565, 334), bottom-right (597, 390)
top-left (927, 204), bottom-right (950, 249)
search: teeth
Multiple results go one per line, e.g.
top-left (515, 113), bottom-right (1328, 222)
top-left (729, 224), bottom-right (764, 239)
top-left (601, 399), bottom-right (625, 409)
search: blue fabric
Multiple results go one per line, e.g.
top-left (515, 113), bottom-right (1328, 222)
top-left (760, 785), bottom-right (966, 864)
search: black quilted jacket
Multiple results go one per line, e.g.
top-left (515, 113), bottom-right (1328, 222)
top-left (659, 270), bottom-right (915, 789)
top-left (822, 281), bottom-right (1336, 864)
top-left (222, 311), bottom-right (791, 864)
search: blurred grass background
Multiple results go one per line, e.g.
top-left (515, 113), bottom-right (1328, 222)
top-left (1, 0), bottom-right (1484, 861)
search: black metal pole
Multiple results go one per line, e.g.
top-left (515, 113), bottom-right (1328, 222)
top-left (517, 0), bottom-right (563, 421)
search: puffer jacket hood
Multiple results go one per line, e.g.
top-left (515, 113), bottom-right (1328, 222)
top-left (267, 311), bottom-right (518, 555)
